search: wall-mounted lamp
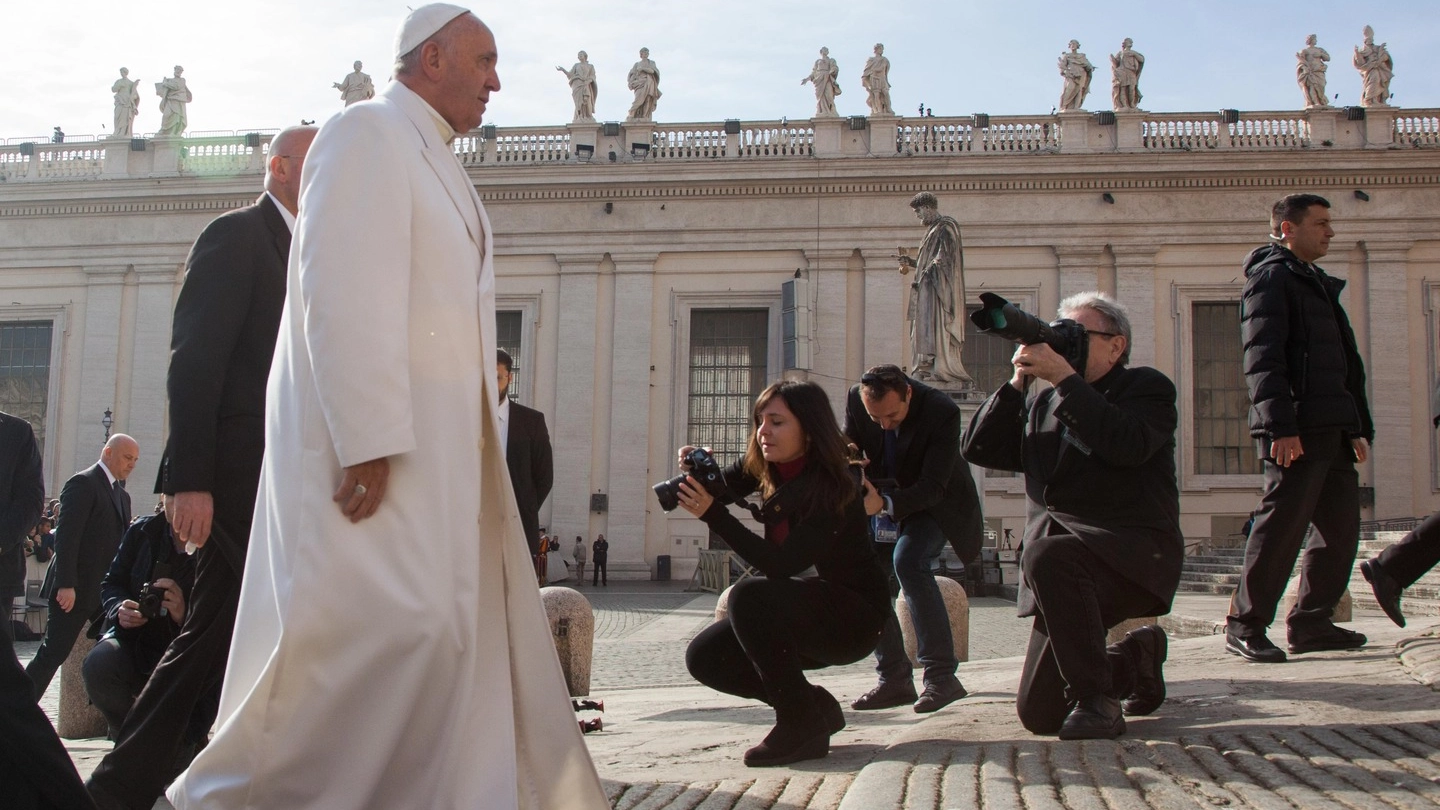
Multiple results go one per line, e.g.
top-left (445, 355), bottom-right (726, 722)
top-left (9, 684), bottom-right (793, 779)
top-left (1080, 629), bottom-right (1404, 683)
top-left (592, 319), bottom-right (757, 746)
top-left (847, 115), bottom-right (868, 131)
top-left (630, 142), bottom-right (650, 159)
top-left (604, 202), bottom-right (613, 214)
top-left (1219, 109), bottom-right (1240, 124)
top-left (723, 119), bottom-right (741, 135)
top-left (972, 113), bottom-right (990, 129)
top-left (19, 142), bottom-right (35, 156)
top-left (602, 122), bottom-right (620, 137)
top-left (1102, 192), bottom-right (1116, 204)
top-left (1345, 106), bottom-right (1366, 121)
top-left (481, 124), bottom-right (497, 139)
top-left (1093, 111), bottom-right (1117, 126)
top-left (130, 138), bottom-right (146, 152)
top-left (1354, 189), bottom-right (1370, 202)
top-left (102, 408), bottom-right (114, 442)
top-left (575, 144), bottom-right (594, 161)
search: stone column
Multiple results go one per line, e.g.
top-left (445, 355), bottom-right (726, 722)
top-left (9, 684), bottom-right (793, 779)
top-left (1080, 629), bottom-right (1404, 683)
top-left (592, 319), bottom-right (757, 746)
top-left (126, 265), bottom-right (181, 491)
top-left (803, 248), bottom-right (855, 403)
top-left (1306, 107), bottom-right (1345, 147)
top-left (550, 254), bottom-right (603, 544)
top-left (151, 136), bottom-right (181, 175)
top-left (1112, 247), bottom-right (1158, 368)
top-left (102, 138), bottom-right (131, 178)
top-left (869, 114), bottom-right (899, 156)
top-left (74, 266), bottom-right (128, 472)
top-left (1363, 106), bottom-right (1397, 148)
top-left (1053, 246), bottom-right (1105, 304)
top-left (620, 122), bottom-right (653, 161)
top-left (1365, 243), bottom-right (1414, 518)
top-left (812, 116), bottom-right (844, 158)
top-left (1056, 111), bottom-right (1095, 154)
top-left (567, 122), bottom-right (598, 160)
top-left (860, 249), bottom-right (904, 370)
top-left (604, 255), bottom-right (656, 574)
top-left (1114, 111), bottom-right (1145, 150)
top-left (57, 635), bottom-right (107, 738)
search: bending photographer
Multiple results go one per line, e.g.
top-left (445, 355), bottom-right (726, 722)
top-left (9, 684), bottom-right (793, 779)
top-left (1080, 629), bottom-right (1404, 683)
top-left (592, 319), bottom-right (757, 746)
top-left (674, 380), bottom-right (889, 767)
top-left (962, 292), bottom-right (1181, 740)
top-left (82, 497), bottom-right (217, 753)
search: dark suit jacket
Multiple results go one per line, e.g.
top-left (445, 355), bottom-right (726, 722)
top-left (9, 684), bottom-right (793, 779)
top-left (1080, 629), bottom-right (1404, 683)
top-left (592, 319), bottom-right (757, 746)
top-left (160, 193), bottom-right (290, 575)
top-left (43, 463), bottom-right (131, 613)
top-left (843, 377), bottom-right (984, 564)
top-left (961, 366), bottom-right (1184, 617)
top-left (505, 401), bottom-right (553, 557)
top-left (0, 412), bottom-right (43, 596)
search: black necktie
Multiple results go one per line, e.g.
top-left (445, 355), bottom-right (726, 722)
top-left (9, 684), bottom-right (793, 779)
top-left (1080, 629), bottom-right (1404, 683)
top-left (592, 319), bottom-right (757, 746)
top-left (882, 429), bottom-right (899, 478)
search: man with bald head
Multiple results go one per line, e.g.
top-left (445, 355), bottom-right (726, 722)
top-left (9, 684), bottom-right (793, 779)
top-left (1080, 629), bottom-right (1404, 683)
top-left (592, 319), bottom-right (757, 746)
top-left (167, 7), bottom-right (604, 808)
top-left (86, 124), bottom-right (316, 810)
top-left (26, 434), bottom-right (137, 699)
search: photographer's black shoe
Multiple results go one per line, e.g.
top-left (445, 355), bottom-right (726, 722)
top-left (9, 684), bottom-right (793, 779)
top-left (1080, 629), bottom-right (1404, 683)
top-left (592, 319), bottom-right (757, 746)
top-left (1361, 558), bottom-right (1406, 628)
top-left (1058, 695), bottom-right (1125, 741)
top-left (1225, 631), bottom-right (1286, 663)
top-left (1121, 625), bottom-right (1167, 716)
top-left (851, 679), bottom-right (917, 711)
top-left (813, 685), bottom-right (845, 734)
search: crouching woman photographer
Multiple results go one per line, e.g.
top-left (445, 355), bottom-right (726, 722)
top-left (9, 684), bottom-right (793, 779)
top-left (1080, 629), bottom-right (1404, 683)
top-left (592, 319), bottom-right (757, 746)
top-left (675, 380), bottom-right (889, 767)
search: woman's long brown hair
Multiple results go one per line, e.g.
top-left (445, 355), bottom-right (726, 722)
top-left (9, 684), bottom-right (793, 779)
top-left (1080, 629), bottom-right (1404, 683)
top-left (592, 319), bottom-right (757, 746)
top-left (741, 380), bottom-right (856, 519)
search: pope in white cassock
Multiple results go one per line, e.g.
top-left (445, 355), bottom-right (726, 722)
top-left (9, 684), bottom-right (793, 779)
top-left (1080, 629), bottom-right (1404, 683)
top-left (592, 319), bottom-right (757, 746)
top-left (167, 6), bottom-right (608, 808)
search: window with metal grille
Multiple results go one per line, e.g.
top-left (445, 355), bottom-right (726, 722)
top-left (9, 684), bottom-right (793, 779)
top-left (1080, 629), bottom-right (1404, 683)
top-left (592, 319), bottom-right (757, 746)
top-left (688, 309), bottom-right (768, 465)
top-left (963, 304), bottom-right (1016, 394)
top-left (1192, 302), bottom-right (1260, 475)
top-left (497, 310), bottom-right (522, 402)
top-left (0, 321), bottom-right (52, 453)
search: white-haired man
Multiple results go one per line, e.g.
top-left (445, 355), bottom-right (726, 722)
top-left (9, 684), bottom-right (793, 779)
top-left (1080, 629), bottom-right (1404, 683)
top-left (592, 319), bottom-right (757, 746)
top-left (962, 292), bottom-right (1182, 740)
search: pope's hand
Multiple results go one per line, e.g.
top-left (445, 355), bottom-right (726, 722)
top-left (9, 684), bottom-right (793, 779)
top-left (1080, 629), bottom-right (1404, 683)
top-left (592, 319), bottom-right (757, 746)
top-left (335, 458), bottom-right (390, 523)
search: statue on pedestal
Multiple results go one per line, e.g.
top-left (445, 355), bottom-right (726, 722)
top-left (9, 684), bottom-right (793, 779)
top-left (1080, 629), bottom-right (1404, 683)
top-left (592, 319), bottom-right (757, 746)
top-left (626, 48), bottom-right (661, 121)
top-left (899, 192), bottom-right (970, 383)
top-left (155, 66), bottom-right (191, 136)
top-left (111, 67), bottom-right (140, 138)
top-left (557, 51), bottom-right (597, 123)
top-left (1058, 40), bottom-right (1094, 112)
top-left (1110, 38), bottom-right (1144, 111)
top-left (1353, 26), bottom-right (1393, 107)
top-left (802, 46), bottom-right (841, 117)
top-left (1296, 35), bottom-right (1331, 108)
top-left (861, 43), bottom-right (893, 116)
top-left (333, 61), bottom-right (375, 106)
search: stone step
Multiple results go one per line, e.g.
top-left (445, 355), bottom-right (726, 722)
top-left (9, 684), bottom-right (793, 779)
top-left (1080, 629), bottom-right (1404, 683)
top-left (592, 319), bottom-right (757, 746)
top-left (1185, 555), bottom-right (1246, 567)
top-left (1177, 582), bottom-right (1236, 595)
top-left (1182, 563), bottom-right (1246, 575)
top-left (1179, 572), bottom-right (1241, 586)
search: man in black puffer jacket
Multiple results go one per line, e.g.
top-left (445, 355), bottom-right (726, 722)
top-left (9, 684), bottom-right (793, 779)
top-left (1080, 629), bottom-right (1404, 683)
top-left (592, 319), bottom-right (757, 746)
top-left (1226, 193), bottom-right (1374, 664)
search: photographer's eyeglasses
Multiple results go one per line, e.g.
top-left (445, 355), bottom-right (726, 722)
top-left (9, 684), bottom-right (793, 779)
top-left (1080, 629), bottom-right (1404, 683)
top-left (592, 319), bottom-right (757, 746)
top-left (1087, 330), bottom-right (1122, 339)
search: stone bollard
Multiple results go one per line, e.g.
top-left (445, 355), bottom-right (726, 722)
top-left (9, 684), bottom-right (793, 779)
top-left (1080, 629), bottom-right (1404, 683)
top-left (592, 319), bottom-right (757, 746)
top-left (58, 634), bottom-right (107, 739)
top-left (540, 587), bottom-right (593, 697)
top-left (1106, 617), bottom-right (1158, 646)
top-left (896, 576), bottom-right (969, 664)
top-left (1280, 578), bottom-right (1352, 624)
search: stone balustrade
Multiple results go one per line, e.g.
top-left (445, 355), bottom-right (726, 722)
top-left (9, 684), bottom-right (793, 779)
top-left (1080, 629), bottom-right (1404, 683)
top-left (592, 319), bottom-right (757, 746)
top-left (1, 106), bottom-right (1432, 183)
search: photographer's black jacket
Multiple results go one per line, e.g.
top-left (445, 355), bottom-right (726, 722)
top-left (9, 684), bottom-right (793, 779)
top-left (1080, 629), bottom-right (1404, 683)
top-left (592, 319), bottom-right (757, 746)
top-left (961, 366), bottom-right (1184, 617)
top-left (97, 513), bottom-right (197, 674)
top-left (843, 377), bottom-right (984, 563)
top-left (699, 459), bottom-right (889, 615)
top-left (1241, 243), bottom-right (1373, 442)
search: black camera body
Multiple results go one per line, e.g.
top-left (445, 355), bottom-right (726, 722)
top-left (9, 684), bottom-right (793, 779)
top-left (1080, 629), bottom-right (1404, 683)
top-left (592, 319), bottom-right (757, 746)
top-left (969, 292), bottom-right (1089, 374)
top-left (136, 559), bottom-right (173, 621)
top-left (653, 448), bottom-right (731, 512)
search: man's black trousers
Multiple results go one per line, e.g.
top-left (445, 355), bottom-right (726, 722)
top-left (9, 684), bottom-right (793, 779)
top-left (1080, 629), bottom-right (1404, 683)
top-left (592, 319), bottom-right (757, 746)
top-left (1228, 430), bottom-right (1359, 641)
top-left (24, 599), bottom-right (96, 699)
top-left (1374, 510), bottom-right (1440, 588)
top-left (86, 537), bottom-right (241, 808)
top-left (2, 625), bottom-right (97, 809)
top-left (1017, 533), bottom-right (1154, 734)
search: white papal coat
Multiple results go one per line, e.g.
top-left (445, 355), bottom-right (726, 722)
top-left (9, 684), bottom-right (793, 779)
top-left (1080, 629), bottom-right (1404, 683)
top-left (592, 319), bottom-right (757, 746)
top-left (169, 82), bottom-right (608, 809)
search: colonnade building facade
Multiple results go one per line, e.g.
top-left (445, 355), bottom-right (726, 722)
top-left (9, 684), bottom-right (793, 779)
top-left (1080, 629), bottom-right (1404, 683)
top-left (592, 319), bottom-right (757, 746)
top-left (2, 106), bottom-right (1437, 579)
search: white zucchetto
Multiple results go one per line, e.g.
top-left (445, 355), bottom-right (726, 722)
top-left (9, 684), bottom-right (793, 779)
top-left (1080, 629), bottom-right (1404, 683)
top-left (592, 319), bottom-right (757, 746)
top-left (394, 3), bottom-right (471, 61)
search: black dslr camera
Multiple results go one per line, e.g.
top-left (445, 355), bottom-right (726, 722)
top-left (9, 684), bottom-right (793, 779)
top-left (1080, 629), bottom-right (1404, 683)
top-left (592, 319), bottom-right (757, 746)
top-left (653, 448), bottom-right (730, 512)
top-left (969, 292), bottom-right (1090, 373)
top-left (136, 560), bottom-right (173, 620)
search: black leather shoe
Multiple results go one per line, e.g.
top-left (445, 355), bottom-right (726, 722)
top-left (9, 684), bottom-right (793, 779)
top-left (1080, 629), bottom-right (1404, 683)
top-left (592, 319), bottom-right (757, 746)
top-left (1288, 625), bottom-right (1367, 654)
top-left (1361, 558), bottom-right (1406, 628)
top-left (1058, 695), bottom-right (1125, 740)
top-left (743, 719), bottom-right (830, 767)
top-left (851, 679), bottom-right (918, 711)
top-left (913, 677), bottom-right (967, 714)
top-left (1121, 625), bottom-right (1167, 716)
top-left (813, 685), bottom-right (845, 734)
top-left (1225, 631), bottom-right (1287, 663)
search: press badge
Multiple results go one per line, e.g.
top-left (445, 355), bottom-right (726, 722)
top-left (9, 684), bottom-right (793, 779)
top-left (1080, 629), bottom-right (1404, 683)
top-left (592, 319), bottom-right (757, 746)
top-left (1061, 426), bottom-right (1092, 456)
top-left (873, 514), bottom-right (900, 543)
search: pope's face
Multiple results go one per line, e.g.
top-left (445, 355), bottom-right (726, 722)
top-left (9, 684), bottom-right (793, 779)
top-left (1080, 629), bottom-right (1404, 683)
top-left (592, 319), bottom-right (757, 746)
top-left (435, 17), bottom-right (502, 132)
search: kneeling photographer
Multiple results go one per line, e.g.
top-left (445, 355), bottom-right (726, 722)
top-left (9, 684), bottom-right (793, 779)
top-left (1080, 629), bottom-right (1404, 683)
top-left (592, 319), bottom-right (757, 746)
top-left (962, 291), bottom-right (1182, 740)
top-left (82, 496), bottom-right (216, 748)
top-left (662, 380), bottom-right (889, 767)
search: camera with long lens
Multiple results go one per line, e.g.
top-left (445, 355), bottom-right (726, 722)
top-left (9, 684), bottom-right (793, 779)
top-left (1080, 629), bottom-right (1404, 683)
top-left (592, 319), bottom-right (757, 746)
top-left (653, 447), bottom-right (731, 512)
top-left (969, 292), bottom-right (1090, 373)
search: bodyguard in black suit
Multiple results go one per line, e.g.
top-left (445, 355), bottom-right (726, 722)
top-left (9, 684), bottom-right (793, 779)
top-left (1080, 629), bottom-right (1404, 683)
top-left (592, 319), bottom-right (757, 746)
top-left (962, 293), bottom-right (1180, 740)
top-left (87, 126), bottom-right (316, 810)
top-left (26, 435), bottom-right (137, 699)
top-left (0, 410), bottom-right (44, 643)
top-left (844, 366), bottom-right (981, 714)
top-left (497, 349), bottom-right (554, 560)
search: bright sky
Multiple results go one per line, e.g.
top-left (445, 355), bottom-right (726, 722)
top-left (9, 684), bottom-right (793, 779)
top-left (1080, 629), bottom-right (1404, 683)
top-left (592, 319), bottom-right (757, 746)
top-left (3, 1), bottom-right (1433, 140)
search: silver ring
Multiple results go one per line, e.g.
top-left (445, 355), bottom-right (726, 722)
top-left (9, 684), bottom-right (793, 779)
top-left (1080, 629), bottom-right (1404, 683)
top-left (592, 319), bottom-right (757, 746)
top-left (354, 484), bottom-right (367, 496)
